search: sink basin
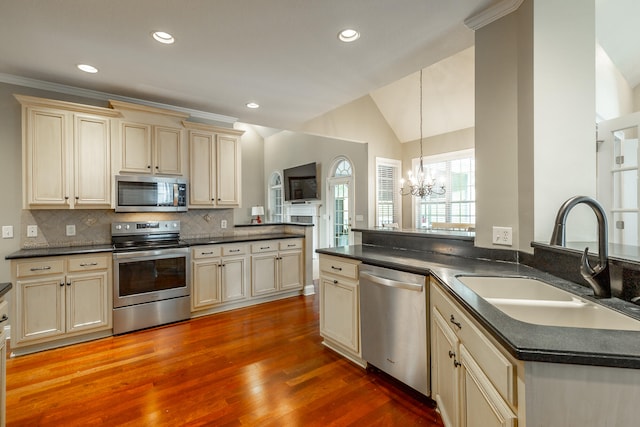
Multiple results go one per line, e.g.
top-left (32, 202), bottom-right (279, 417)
top-left (456, 276), bottom-right (640, 331)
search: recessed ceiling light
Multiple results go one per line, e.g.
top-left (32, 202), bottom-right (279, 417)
top-left (246, 102), bottom-right (260, 109)
top-left (338, 28), bottom-right (360, 43)
top-left (77, 64), bottom-right (98, 73)
top-left (152, 31), bottom-right (175, 44)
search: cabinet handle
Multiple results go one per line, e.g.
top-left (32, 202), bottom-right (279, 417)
top-left (30, 266), bottom-right (52, 272)
top-left (448, 350), bottom-right (455, 359)
top-left (331, 265), bottom-right (343, 271)
top-left (229, 249), bottom-right (240, 253)
top-left (79, 262), bottom-right (98, 267)
top-left (221, 264), bottom-right (225, 267)
top-left (75, 196), bottom-right (79, 200)
top-left (333, 280), bottom-right (338, 284)
top-left (66, 282), bottom-right (71, 286)
top-left (287, 244), bottom-right (296, 247)
top-left (201, 251), bottom-right (215, 255)
top-left (260, 246), bottom-right (271, 250)
top-left (60, 282), bottom-right (65, 287)
top-left (65, 196), bottom-right (69, 200)
top-left (0, 314), bottom-right (8, 324)
top-left (450, 314), bottom-right (462, 329)
top-left (453, 360), bottom-right (461, 368)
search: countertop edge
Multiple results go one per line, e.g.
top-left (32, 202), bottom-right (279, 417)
top-left (317, 245), bottom-right (640, 369)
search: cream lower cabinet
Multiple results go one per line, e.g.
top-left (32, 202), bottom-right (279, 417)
top-left (318, 254), bottom-right (364, 366)
top-left (250, 240), bottom-right (303, 296)
top-left (431, 279), bottom-right (518, 427)
top-left (0, 291), bottom-right (8, 427)
top-left (12, 254), bottom-right (112, 349)
top-left (191, 244), bottom-right (247, 311)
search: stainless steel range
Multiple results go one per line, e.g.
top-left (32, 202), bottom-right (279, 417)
top-left (111, 220), bottom-right (190, 335)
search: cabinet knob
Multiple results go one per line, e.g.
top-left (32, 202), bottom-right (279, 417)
top-left (60, 282), bottom-right (65, 287)
top-left (155, 166), bottom-right (159, 169)
top-left (0, 314), bottom-right (8, 324)
top-left (453, 360), bottom-right (461, 368)
top-left (147, 165), bottom-right (152, 169)
top-left (448, 350), bottom-right (455, 359)
top-left (333, 280), bottom-right (338, 284)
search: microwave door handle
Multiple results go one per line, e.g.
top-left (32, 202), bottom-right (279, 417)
top-left (173, 183), bottom-right (178, 207)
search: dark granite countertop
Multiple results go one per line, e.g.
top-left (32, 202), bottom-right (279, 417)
top-left (317, 244), bottom-right (640, 369)
top-left (5, 244), bottom-right (115, 260)
top-left (235, 222), bottom-right (314, 228)
top-left (184, 233), bottom-right (305, 246)
top-left (5, 234), bottom-right (306, 260)
top-left (353, 227), bottom-right (475, 241)
top-left (0, 282), bottom-right (12, 297)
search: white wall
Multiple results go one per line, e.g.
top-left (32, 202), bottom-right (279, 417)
top-left (233, 123), bottom-right (265, 225)
top-left (595, 42), bottom-right (634, 121)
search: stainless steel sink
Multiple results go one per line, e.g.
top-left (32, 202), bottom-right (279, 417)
top-left (456, 276), bottom-right (640, 331)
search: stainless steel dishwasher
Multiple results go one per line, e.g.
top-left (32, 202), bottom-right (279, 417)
top-left (359, 264), bottom-right (429, 396)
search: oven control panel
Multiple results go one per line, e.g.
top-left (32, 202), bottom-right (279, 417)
top-left (111, 221), bottom-right (181, 236)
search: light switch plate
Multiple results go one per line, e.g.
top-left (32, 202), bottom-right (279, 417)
top-left (221, 220), bottom-right (227, 229)
top-left (2, 225), bottom-right (13, 239)
top-left (66, 224), bottom-right (76, 236)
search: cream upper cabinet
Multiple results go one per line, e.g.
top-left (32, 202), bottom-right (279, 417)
top-left (119, 122), bottom-right (183, 175)
top-left (184, 121), bottom-right (244, 208)
top-left (16, 95), bottom-right (120, 209)
top-left (109, 99), bottom-right (188, 177)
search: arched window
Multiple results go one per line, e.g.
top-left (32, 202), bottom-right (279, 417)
top-left (328, 157), bottom-right (354, 247)
top-left (268, 171), bottom-right (283, 223)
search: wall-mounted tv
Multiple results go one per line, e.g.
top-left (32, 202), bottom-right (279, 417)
top-left (283, 162), bottom-right (319, 202)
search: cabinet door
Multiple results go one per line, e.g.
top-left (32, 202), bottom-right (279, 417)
top-left (217, 134), bottom-right (240, 206)
top-left (192, 259), bottom-right (221, 310)
top-left (120, 122), bottom-right (152, 173)
top-left (188, 131), bottom-right (216, 207)
top-left (25, 108), bottom-right (70, 206)
top-left (74, 114), bottom-right (111, 207)
top-left (154, 126), bottom-right (182, 175)
top-left (279, 250), bottom-right (302, 291)
top-left (66, 271), bottom-right (110, 334)
top-left (15, 276), bottom-right (66, 343)
top-left (459, 345), bottom-right (516, 427)
top-left (432, 309), bottom-right (461, 427)
top-left (319, 276), bottom-right (359, 353)
top-left (251, 254), bottom-right (277, 296)
top-left (221, 256), bottom-right (246, 302)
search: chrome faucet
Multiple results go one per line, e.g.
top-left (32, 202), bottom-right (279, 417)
top-left (550, 196), bottom-right (611, 298)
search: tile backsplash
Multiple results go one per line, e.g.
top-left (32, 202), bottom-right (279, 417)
top-left (21, 209), bottom-right (235, 248)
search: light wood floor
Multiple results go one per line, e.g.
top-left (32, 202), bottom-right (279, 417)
top-left (6, 294), bottom-right (443, 426)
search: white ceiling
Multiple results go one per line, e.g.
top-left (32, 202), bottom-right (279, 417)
top-left (0, 0), bottom-right (495, 136)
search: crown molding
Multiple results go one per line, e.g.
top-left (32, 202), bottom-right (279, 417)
top-left (0, 72), bottom-right (238, 124)
top-left (464, 0), bottom-right (525, 31)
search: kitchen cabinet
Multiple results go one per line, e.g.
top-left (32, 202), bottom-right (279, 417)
top-left (191, 244), bottom-right (247, 311)
top-left (15, 95), bottom-right (120, 209)
top-left (251, 239), bottom-right (303, 296)
top-left (430, 279), bottom-right (517, 427)
top-left (11, 253), bottom-right (112, 352)
top-left (318, 254), bottom-right (364, 367)
top-left (119, 122), bottom-right (183, 175)
top-left (184, 121), bottom-right (244, 208)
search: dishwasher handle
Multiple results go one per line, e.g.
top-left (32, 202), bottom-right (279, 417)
top-left (360, 271), bottom-right (424, 292)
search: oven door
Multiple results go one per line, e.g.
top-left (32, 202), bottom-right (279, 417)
top-left (113, 247), bottom-right (190, 308)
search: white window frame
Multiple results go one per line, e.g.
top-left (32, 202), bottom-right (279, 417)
top-left (375, 157), bottom-right (402, 228)
top-left (268, 171), bottom-right (283, 223)
top-left (411, 149), bottom-right (475, 229)
top-left (326, 156), bottom-right (355, 248)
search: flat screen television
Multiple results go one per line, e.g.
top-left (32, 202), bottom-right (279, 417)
top-left (283, 162), bottom-right (319, 202)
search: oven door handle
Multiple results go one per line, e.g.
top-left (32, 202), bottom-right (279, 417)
top-left (113, 247), bottom-right (189, 260)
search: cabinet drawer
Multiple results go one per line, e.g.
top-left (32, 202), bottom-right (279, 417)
top-left (222, 244), bottom-right (246, 256)
top-left (319, 255), bottom-right (359, 280)
top-left (193, 246), bottom-right (222, 259)
top-left (251, 241), bottom-right (278, 253)
top-left (16, 259), bottom-right (65, 278)
top-left (68, 255), bottom-right (109, 272)
top-left (279, 239), bottom-right (302, 251)
top-left (0, 300), bottom-right (8, 325)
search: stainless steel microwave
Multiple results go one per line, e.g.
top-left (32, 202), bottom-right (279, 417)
top-left (115, 175), bottom-right (188, 212)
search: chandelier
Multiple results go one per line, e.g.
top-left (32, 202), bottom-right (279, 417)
top-left (400, 69), bottom-right (445, 199)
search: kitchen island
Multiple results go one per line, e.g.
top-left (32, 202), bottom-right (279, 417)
top-left (318, 227), bottom-right (640, 427)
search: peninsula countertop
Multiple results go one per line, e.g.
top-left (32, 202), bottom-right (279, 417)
top-left (317, 244), bottom-right (640, 369)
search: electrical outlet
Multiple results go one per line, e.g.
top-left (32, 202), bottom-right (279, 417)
top-left (27, 225), bottom-right (38, 238)
top-left (66, 224), bottom-right (76, 236)
top-left (221, 220), bottom-right (227, 229)
top-left (2, 225), bottom-right (13, 239)
top-left (493, 226), bottom-right (513, 246)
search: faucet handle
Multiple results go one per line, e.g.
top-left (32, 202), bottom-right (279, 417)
top-left (580, 247), bottom-right (596, 276)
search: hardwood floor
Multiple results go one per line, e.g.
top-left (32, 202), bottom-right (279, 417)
top-left (6, 294), bottom-right (443, 426)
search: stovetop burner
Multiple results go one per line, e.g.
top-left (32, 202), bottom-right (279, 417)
top-left (111, 220), bottom-right (185, 252)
